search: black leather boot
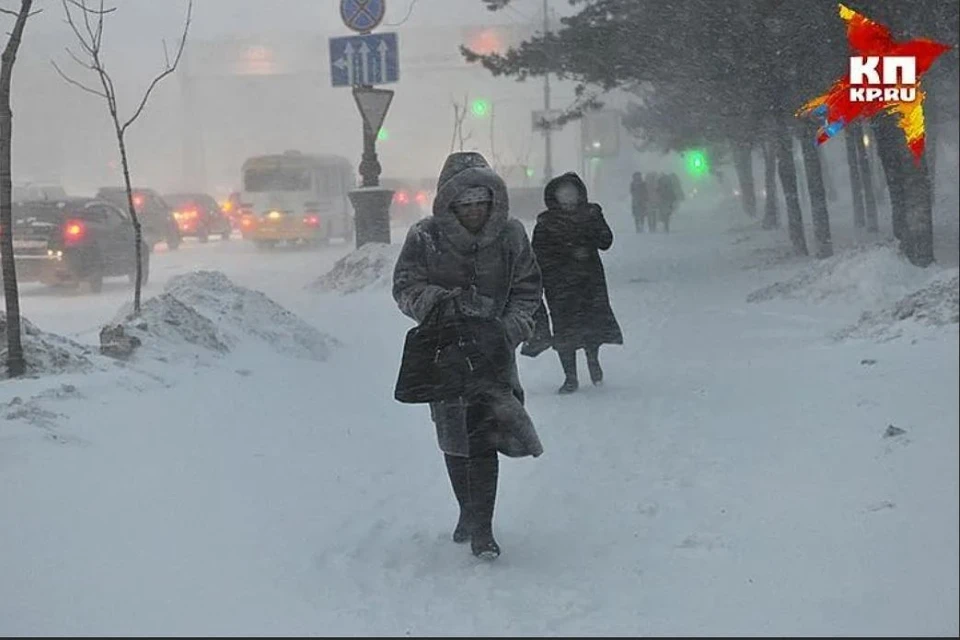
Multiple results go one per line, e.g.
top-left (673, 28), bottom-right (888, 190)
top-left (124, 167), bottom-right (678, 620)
top-left (557, 350), bottom-right (579, 394)
top-left (444, 454), bottom-right (472, 543)
top-left (468, 453), bottom-right (501, 559)
top-left (585, 345), bottom-right (603, 386)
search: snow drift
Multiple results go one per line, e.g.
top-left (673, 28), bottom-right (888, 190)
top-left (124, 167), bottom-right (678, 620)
top-left (109, 294), bottom-right (231, 359)
top-left (0, 313), bottom-right (93, 379)
top-left (110, 271), bottom-right (339, 362)
top-left (747, 243), bottom-right (939, 307)
top-left (308, 242), bottom-right (400, 294)
top-left (836, 271), bottom-right (959, 341)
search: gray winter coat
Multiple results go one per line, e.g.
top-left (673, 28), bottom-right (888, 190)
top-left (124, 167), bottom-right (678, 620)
top-left (393, 152), bottom-right (543, 457)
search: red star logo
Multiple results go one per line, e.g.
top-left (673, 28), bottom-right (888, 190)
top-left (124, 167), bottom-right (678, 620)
top-left (797, 4), bottom-right (952, 164)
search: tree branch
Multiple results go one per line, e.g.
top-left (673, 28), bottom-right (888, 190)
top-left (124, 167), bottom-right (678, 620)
top-left (1, 6), bottom-right (40, 18)
top-left (121, 0), bottom-right (192, 132)
top-left (50, 59), bottom-right (107, 98)
top-left (64, 45), bottom-right (95, 70)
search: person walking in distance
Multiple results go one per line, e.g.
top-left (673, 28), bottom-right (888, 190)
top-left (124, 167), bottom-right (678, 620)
top-left (630, 171), bottom-right (649, 233)
top-left (531, 172), bottom-right (623, 394)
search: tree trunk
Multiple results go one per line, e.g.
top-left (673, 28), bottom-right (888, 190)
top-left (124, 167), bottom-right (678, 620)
top-left (870, 139), bottom-right (889, 207)
top-left (0, 1), bottom-right (35, 379)
top-left (116, 127), bottom-right (145, 314)
top-left (926, 89), bottom-right (938, 203)
top-left (873, 115), bottom-right (908, 243)
top-left (903, 153), bottom-right (935, 267)
top-left (800, 130), bottom-right (833, 258)
top-left (855, 123), bottom-right (879, 232)
top-left (732, 140), bottom-right (757, 218)
top-left (873, 114), bottom-right (935, 266)
top-left (761, 140), bottom-right (779, 229)
top-left (793, 138), bottom-right (810, 214)
top-left (819, 144), bottom-right (838, 202)
top-left (775, 123), bottom-right (809, 256)
top-left (845, 126), bottom-right (866, 228)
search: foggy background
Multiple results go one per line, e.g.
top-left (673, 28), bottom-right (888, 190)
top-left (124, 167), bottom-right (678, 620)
top-left (14, 0), bottom-right (670, 202)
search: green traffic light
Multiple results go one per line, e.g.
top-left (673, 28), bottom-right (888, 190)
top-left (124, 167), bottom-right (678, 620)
top-left (525, 167), bottom-right (535, 178)
top-left (685, 149), bottom-right (709, 178)
top-left (471, 99), bottom-right (491, 118)
top-left (377, 128), bottom-right (389, 142)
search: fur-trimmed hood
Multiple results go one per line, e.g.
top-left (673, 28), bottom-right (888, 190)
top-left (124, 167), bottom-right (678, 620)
top-left (543, 171), bottom-right (588, 211)
top-left (432, 152), bottom-right (510, 251)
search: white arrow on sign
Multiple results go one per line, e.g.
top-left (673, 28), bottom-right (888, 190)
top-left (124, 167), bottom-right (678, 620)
top-left (378, 39), bottom-right (388, 79)
top-left (358, 40), bottom-right (371, 84)
top-left (336, 42), bottom-right (356, 85)
top-left (353, 86), bottom-right (394, 137)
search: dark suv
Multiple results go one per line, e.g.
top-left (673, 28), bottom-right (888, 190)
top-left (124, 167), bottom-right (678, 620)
top-left (7, 198), bottom-right (150, 293)
top-left (95, 187), bottom-right (181, 250)
top-left (163, 192), bottom-right (232, 242)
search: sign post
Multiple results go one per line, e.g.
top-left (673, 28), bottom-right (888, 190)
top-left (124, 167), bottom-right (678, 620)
top-left (334, 0), bottom-right (397, 248)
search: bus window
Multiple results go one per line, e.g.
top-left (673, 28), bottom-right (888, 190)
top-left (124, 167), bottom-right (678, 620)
top-left (244, 167), bottom-right (311, 192)
top-left (315, 169), bottom-right (341, 197)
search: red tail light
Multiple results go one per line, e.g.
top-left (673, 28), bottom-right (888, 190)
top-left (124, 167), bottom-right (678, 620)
top-left (415, 191), bottom-right (428, 205)
top-left (132, 194), bottom-right (144, 208)
top-left (394, 191), bottom-right (409, 204)
top-left (63, 219), bottom-right (87, 245)
top-left (240, 215), bottom-right (257, 229)
top-left (303, 215), bottom-right (320, 227)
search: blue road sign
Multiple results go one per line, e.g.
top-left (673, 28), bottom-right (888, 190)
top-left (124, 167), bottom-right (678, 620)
top-left (330, 32), bottom-right (399, 88)
top-left (340, 0), bottom-right (386, 33)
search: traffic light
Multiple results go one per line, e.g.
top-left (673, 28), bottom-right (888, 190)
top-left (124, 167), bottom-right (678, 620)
top-left (471, 98), bottom-right (491, 118)
top-left (684, 149), bottom-right (709, 178)
top-left (377, 128), bottom-right (390, 142)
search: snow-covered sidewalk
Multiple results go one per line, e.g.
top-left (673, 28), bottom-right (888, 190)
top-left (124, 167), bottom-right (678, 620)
top-left (1, 212), bottom-right (957, 636)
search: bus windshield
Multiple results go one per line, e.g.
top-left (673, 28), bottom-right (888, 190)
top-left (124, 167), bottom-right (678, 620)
top-left (244, 166), bottom-right (311, 192)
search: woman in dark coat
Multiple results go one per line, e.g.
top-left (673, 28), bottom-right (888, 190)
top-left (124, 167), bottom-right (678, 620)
top-left (532, 172), bottom-right (623, 394)
top-left (393, 151), bottom-right (543, 560)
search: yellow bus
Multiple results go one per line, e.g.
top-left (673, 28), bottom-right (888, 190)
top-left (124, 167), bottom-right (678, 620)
top-left (238, 151), bottom-right (355, 248)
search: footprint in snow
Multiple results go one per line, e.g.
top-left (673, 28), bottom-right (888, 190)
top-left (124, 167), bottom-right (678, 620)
top-left (676, 533), bottom-right (727, 552)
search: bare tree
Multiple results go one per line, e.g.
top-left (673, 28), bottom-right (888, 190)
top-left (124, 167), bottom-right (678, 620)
top-left (1, 0), bottom-right (38, 378)
top-left (450, 93), bottom-right (473, 153)
top-left (52, 0), bottom-right (193, 314)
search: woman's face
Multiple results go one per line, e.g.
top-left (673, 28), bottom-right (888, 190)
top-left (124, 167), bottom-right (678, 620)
top-left (453, 201), bottom-right (492, 234)
top-left (556, 183), bottom-right (580, 210)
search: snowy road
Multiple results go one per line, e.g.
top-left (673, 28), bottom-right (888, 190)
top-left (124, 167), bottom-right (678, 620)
top-left (2, 209), bottom-right (958, 636)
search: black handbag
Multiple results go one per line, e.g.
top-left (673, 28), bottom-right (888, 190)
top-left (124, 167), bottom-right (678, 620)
top-left (520, 299), bottom-right (553, 358)
top-left (394, 299), bottom-right (512, 405)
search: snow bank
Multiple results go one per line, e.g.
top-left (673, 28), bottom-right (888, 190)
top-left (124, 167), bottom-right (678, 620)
top-left (747, 243), bottom-right (937, 307)
top-left (110, 294), bottom-right (231, 358)
top-left (166, 271), bottom-right (338, 361)
top-left (307, 242), bottom-right (400, 295)
top-left (836, 271), bottom-right (959, 341)
top-left (0, 313), bottom-right (93, 379)
top-left (111, 271), bottom-right (338, 362)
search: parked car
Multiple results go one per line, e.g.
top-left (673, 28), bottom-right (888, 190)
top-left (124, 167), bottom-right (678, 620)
top-left (13, 184), bottom-right (68, 203)
top-left (381, 178), bottom-right (429, 224)
top-left (95, 187), bottom-right (181, 250)
top-left (220, 191), bottom-right (243, 229)
top-left (6, 198), bottom-right (150, 293)
top-left (163, 192), bottom-right (232, 242)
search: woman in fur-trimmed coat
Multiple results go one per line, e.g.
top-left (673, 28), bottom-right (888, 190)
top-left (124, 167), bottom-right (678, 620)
top-left (393, 151), bottom-right (543, 560)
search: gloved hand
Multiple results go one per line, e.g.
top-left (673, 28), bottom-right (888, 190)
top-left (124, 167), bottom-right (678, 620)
top-left (438, 287), bottom-right (463, 301)
top-left (454, 285), bottom-right (496, 318)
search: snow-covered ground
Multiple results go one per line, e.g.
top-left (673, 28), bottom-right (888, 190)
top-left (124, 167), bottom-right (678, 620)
top-left (1, 201), bottom-right (958, 636)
